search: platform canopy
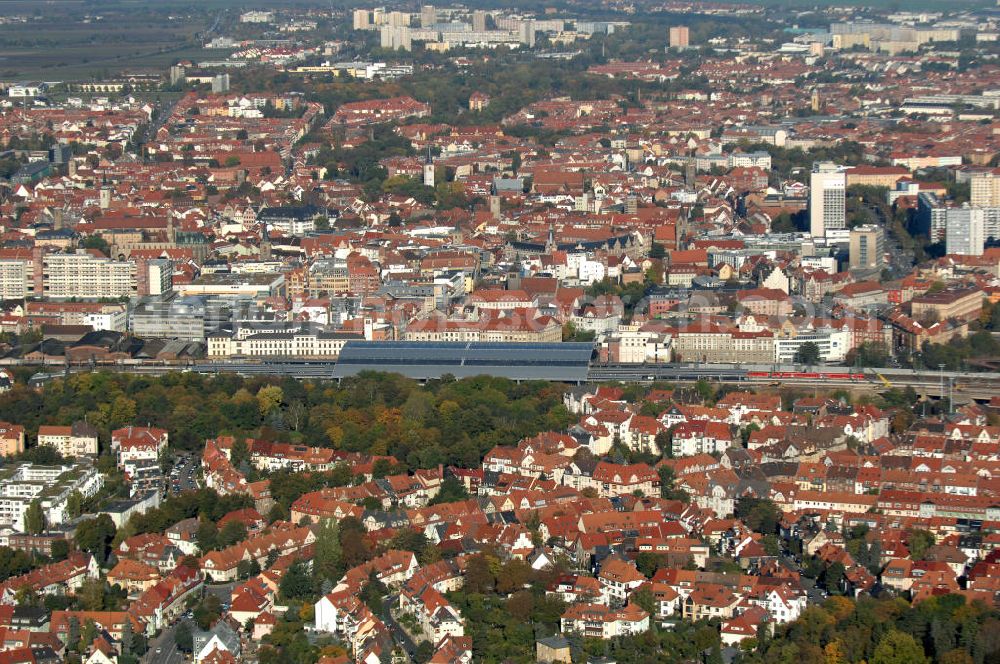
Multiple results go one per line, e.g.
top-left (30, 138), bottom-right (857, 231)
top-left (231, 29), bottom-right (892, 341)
top-left (331, 341), bottom-right (594, 382)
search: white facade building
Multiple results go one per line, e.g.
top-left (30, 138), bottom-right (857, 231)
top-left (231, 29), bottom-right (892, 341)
top-left (0, 461), bottom-right (103, 531)
top-left (809, 162), bottom-right (847, 238)
top-left (946, 206), bottom-right (986, 256)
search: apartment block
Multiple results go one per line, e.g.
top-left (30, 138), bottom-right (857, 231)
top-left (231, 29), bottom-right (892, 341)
top-left (849, 224), bottom-right (886, 270)
top-left (42, 250), bottom-right (136, 299)
top-left (669, 26), bottom-right (690, 48)
top-left (0, 422), bottom-right (25, 457)
top-left (809, 162), bottom-right (847, 238)
top-left (37, 421), bottom-right (100, 458)
top-left (0, 461), bottom-right (104, 531)
top-left (945, 207), bottom-right (986, 256)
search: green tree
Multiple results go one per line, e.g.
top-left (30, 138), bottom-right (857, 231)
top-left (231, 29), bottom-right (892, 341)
top-left (81, 234), bottom-right (111, 257)
top-left (23, 499), bottom-right (44, 535)
top-left (658, 465), bottom-right (689, 502)
top-left (194, 595), bottom-right (222, 630)
top-left (847, 342), bottom-right (891, 368)
top-left (314, 518), bottom-right (343, 583)
top-left (237, 558), bottom-right (261, 580)
top-left (50, 538), bottom-right (70, 561)
top-left (735, 496), bottom-right (781, 534)
top-left (196, 517), bottom-right (219, 551)
top-left (67, 616), bottom-right (80, 652)
top-left (872, 630), bottom-right (928, 664)
top-left (0, 546), bottom-right (34, 582)
top-left (909, 529), bottom-right (935, 560)
top-left (428, 477), bottom-right (469, 505)
top-left (631, 586), bottom-right (656, 616)
top-left (78, 578), bottom-right (107, 611)
top-left (66, 491), bottom-right (83, 519)
top-left (636, 551), bottom-right (662, 578)
top-left (256, 385), bottom-right (284, 417)
top-left (229, 438), bottom-right (250, 469)
top-left (694, 379), bottom-right (715, 404)
top-left (824, 561), bottom-right (846, 595)
top-left (218, 520), bottom-right (247, 548)
top-left (414, 641), bottom-right (434, 663)
top-left (74, 515), bottom-right (116, 561)
top-left (793, 341), bottom-right (822, 365)
top-left (279, 561), bottom-right (315, 600)
top-left (80, 619), bottom-right (97, 652)
top-left (463, 553), bottom-right (494, 594)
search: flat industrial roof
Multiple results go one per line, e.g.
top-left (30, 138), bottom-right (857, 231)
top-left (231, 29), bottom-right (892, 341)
top-left (331, 341), bottom-right (594, 382)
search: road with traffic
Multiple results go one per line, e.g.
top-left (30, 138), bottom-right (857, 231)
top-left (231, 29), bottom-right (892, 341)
top-left (145, 619), bottom-right (188, 664)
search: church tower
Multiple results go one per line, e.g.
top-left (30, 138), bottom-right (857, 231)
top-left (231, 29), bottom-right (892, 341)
top-left (260, 222), bottom-right (272, 261)
top-left (423, 147), bottom-right (435, 187)
top-left (166, 212), bottom-right (176, 244)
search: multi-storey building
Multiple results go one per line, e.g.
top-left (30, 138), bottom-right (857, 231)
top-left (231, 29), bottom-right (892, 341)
top-left (207, 328), bottom-right (364, 358)
top-left (945, 207), bottom-right (986, 256)
top-left (669, 26), bottom-right (690, 48)
top-left (37, 421), bottom-right (100, 458)
top-left (0, 250), bottom-right (34, 299)
top-left (0, 422), bottom-right (25, 457)
top-left (849, 224), bottom-right (886, 270)
top-left (809, 162), bottom-right (846, 238)
top-left (42, 250), bottom-right (136, 299)
top-left (561, 603), bottom-right (650, 639)
top-left (910, 288), bottom-right (984, 322)
top-left (0, 461), bottom-right (104, 531)
top-left (673, 325), bottom-right (774, 364)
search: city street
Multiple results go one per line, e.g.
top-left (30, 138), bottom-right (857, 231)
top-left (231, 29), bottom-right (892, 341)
top-left (381, 594), bottom-right (418, 661)
top-left (145, 620), bottom-right (188, 664)
top-left (143, 583), bottom-right (232, 663)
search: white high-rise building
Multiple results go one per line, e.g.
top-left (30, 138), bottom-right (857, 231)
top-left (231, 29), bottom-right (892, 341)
top-left (43, 250), bottom-right (136, 299)
top-left (809, 162), bottom-right (846, 238)
top-left (518, 20), bottom-right (535, 47)
top-left (970, 170), bottom-right (1000, 207)
top-left (420, 4), bottom-right (436, 28)
top-left (353, 9), bottom-right (371, 30)
top-left (472, 10), bottom-right (487, 32)
top-left (946, 206), bottom-right (985, 256)
top-left (386, 11), bottom-right (409, 27)
top-left (380, 25), bottom-right (412, 51)
top-left (669, 26), bottom-right (690, 48)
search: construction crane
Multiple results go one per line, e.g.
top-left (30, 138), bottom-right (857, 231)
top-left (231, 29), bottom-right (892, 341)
top-left (873, 370), bottom-right (892, 389)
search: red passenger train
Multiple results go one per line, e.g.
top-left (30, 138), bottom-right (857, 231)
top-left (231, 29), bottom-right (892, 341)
top-left (747, 371), bottom-right (866, 381)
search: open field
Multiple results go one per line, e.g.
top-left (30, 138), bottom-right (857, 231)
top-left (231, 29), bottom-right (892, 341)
top-left (0, 3), bottom-right (225, 80)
